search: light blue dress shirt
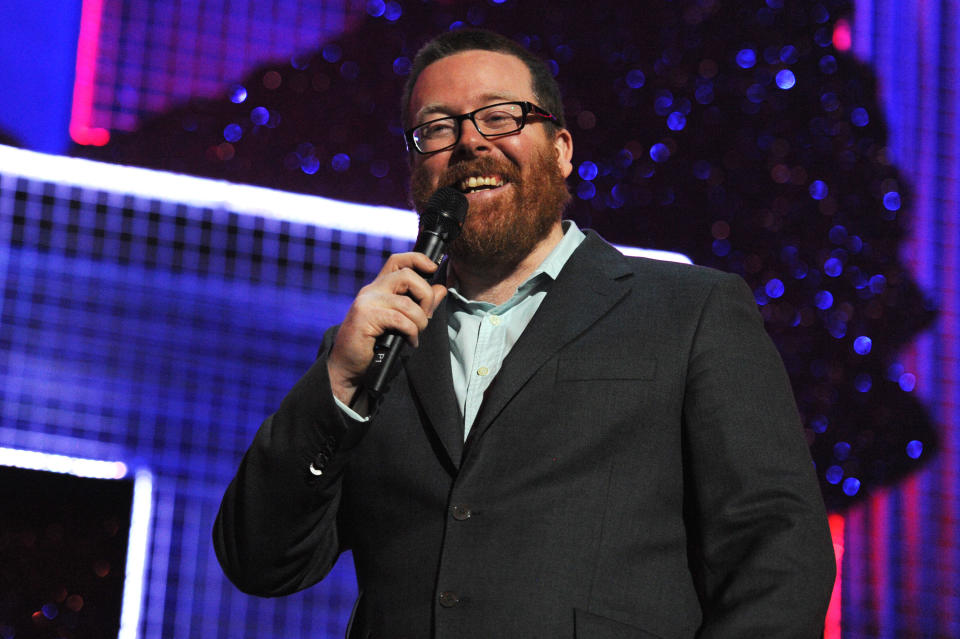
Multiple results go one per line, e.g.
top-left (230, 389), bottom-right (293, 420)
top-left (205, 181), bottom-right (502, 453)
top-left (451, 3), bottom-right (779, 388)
top-left (446, 220), bottom-right (585, 439)
top-left (336, 221), bottom-right (585, 441)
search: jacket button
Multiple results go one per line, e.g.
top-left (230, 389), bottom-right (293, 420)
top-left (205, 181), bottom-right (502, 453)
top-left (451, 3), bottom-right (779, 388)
top-left (438, 591), bottom-right (460, 608)
top-left (451, 505), bottom-right (472, 521)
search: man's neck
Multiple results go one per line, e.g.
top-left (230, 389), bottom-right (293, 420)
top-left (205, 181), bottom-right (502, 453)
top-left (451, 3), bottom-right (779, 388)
top-left (448, 222), bottom-right (565, 305)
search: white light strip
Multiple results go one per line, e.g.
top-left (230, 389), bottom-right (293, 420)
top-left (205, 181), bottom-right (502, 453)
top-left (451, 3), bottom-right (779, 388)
top-left (0, 144), bottom-right (418, 240)
top-left (119, 468), bottom-right (154, 639)
top-left (0, 144), bottom-right (691, 263)
top-left (613, 244), bottom-right (692, 264)
top-left (0, 445), bottom-right (128, 479)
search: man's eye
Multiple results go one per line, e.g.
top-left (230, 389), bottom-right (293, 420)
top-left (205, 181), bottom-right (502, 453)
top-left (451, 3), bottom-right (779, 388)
top-left (480, 111), bottom-right (514, 126)
top-left (419, 121), bottom-right (455, 139)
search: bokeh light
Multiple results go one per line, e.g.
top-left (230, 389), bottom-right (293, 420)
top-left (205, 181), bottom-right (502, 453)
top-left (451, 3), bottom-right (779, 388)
top-left (229, 85), bottom-right (247, 104)
top-left (626, 69), bottom-right (646, 89)
top-left (250, 107), bottom-right (269, 126)
top-left (824, 257), bottom-right (843, 277)
top-left (649, 143), bottom-right (670, 163)
top-left (578, 161), bottom-right (598, 181)
top-left (906, 440), bottom-right (923, 459)
top-left (842, 477), bottom-right (861, 496)
top-left (899, 373), bottom-right (917, 392)
top-left (765, 278), bottom-right (785, 298)
top-left (809, 180), bottom-right (829, 200)
top-left (776, 70), bottom-right (796, 90)
top-left (331, 153), bottom-right (350, 172)
top-left (851, 107), bottom-right (870, 126)
top-left (736, 48), bottom-right (757, 69)
top-left (883, 191), bottom-right (902, 211)
top-left (667, 112), bottom-right (687, 131)
top-left (223, 124), bottom-right (242, 143)
top-left (826, 465), bottom-right (844, 484)
top-left (576, 181), bottom-right (596, 200)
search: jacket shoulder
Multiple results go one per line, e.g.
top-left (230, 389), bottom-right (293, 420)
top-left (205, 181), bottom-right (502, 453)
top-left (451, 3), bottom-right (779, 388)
top-left (579, 230), bottom-right (747, 297)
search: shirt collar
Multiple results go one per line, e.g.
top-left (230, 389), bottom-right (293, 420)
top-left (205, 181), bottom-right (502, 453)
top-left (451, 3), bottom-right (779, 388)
top-left (447, 220), bottom-right (586, 311)
top-left (522, 219), bottom-right (585, 285)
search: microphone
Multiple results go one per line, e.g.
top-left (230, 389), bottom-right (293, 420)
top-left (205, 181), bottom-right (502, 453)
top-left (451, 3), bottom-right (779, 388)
top-left (356, 186), bottom-right (468, 404)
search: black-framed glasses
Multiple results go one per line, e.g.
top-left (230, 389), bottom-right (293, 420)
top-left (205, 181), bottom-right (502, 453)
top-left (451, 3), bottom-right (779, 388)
top-left (405, 101), bottom-right (559, 154)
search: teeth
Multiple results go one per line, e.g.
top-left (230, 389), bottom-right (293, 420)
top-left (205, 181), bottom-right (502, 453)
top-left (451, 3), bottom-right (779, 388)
top-left (458, 175), bottom-right (503, 192)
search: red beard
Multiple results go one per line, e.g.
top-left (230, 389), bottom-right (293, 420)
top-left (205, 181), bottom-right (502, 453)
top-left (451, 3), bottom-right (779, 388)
top-left (410, 146), bottom-right (571, 271)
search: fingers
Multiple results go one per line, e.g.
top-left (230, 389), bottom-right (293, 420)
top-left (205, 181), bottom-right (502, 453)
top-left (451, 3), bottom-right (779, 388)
top-left (327, 253), bottom-right (448, 405)
top-left (365, 292), bottom-right (430, 342)
top-left (381, 270), bottom-right (437, 319)
top-left (378, 252), bottom-right (441, 278)
top-left (355, 253), bottom-right (445, 341)
top-left (376, 252), bottom-right (448, 318)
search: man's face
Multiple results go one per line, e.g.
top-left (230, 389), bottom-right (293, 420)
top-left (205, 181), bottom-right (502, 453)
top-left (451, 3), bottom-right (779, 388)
top-left (407, 49), bottom-right (573, 268)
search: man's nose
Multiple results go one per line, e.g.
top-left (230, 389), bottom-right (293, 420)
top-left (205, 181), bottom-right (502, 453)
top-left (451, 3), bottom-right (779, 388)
top-left (454, 118), bottom-right (491, 155)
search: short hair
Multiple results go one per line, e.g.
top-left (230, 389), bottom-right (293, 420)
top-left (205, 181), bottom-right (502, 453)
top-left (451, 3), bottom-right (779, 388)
top-left (400, 28), bottom-right (566, 131)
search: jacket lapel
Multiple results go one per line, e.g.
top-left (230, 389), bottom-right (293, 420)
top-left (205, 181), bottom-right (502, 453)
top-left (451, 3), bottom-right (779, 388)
top-left (404, 297), bottom-right (464, 470)
top-left (466, 233), bottom-right (634, 448)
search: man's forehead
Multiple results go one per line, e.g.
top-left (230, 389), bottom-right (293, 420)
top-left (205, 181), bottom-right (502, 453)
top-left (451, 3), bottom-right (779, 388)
top-left (409, 49), bottom-right (534, 118)
top-left (416, 91), bottom-right (523, 117)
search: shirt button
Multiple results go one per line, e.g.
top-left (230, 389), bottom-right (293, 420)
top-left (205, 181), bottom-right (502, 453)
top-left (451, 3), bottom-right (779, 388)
top-left (438, 591), bottom-right (460, 608)
top-left (489, 315), bottom-right (501, 326)
top-left (477, 366), bottom-right (489, 376)
top-left (451, 505), bottom-right (472, 521)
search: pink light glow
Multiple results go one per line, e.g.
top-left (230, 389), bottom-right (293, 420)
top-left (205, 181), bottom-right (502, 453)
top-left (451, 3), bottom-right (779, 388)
top-left (870, 494), bottom-right (893, 633)
top-left (69, 0), bottom-right (110, 146)
top-left (825, 514), bottom-right (845, 639)
top-left (833, 19), bottom-right (853, 52)
top-left (902, 475), bottom-right (923, 632)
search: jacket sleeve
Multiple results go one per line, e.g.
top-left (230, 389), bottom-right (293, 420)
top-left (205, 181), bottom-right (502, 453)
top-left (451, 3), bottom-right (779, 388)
top-left (683, 273), bottom-right (836, 637)
top-left (213, 325), bottom-right (366, 596)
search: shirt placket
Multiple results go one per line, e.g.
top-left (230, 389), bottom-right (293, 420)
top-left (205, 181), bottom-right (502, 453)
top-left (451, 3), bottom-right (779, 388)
top-left (462, 312), bottom-right (504, 439)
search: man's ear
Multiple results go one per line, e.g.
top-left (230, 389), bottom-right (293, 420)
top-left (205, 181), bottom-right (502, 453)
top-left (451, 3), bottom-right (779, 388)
top-left (553, 128), bottom-right (574, 178)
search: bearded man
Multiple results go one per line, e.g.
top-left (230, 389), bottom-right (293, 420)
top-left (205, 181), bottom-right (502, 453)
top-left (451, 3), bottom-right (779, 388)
top-left (214, 28), bottom-right (836, 638)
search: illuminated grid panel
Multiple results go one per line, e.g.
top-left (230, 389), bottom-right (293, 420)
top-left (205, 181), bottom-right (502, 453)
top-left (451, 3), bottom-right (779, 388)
top-left (843, 1), bottom-right (960, 637)
top-left (0, 154), bottom-right (419, 638)
top-left (83, 0), bottom-right (361, 135)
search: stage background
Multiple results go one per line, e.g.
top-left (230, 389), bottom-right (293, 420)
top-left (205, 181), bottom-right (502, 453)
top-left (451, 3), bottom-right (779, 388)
top-left (0, 0), bottom-right (957, 637)
top-left (842, 1), bottom-right (959, 636)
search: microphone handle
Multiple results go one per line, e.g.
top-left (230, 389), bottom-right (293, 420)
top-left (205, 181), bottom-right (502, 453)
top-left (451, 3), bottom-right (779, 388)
top-left (359, 230), bottom-right (448, 401)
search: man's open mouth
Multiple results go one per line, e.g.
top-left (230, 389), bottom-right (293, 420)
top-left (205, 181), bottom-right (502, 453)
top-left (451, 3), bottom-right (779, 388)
top-left (456, 175), bottom-right (505, 194)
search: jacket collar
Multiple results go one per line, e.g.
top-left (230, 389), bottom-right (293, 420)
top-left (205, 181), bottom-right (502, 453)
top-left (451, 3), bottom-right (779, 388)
top-left (404, 231), bottom-right (634, 470)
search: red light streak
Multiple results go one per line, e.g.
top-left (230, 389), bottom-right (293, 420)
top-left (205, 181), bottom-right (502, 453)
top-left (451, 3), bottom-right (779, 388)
top-left (825, 514), bottom-right (845, 639)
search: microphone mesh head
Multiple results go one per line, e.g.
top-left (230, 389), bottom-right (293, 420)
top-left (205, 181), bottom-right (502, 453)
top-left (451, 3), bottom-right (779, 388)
top-left (422, 187), bottom-right (468, 238)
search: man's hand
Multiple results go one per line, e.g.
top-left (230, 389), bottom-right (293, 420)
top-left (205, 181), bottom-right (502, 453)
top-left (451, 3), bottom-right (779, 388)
top-left (327, 252), bottom-right (448, 410)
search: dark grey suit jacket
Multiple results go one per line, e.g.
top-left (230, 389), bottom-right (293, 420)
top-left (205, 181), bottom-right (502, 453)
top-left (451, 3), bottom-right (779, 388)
top-left (214, 232), bottom-right (836, 638)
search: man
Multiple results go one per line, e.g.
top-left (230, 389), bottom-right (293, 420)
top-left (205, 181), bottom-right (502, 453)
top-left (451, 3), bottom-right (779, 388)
top-left (214, 28), bottom-right (836, 638)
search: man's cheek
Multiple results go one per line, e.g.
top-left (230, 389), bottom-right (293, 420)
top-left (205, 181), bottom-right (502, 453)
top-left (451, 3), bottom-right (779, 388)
top-left (421, 160), bottom-right (446, 188)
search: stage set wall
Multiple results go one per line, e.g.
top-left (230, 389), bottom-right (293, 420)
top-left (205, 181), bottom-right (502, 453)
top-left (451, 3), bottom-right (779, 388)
top-left (0, 0), bottom-right (958, 637)
top-left (840, 1), bottom-right (960, 636)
